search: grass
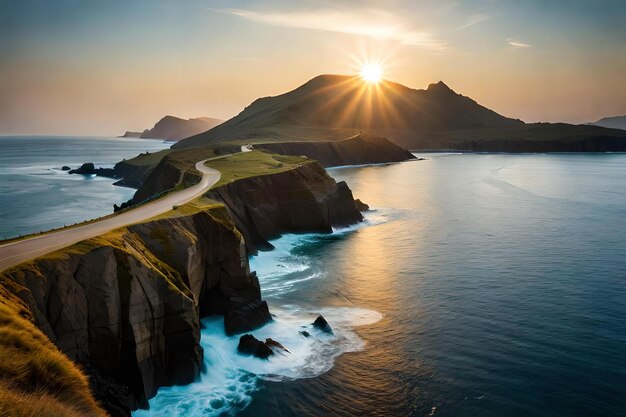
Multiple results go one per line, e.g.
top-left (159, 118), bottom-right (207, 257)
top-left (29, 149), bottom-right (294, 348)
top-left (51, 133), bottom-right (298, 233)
top-left (121, 146), bottom-right (217, 173)
top-left (205, 150), bottom-right (311, 187)
top-left (0, 285), bottom-right (107, 417)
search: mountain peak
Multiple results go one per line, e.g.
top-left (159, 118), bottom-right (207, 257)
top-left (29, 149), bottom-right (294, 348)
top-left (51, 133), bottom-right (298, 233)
top-left (174, 74), bottom-right (523, 149)
top-left (299, 74), bottom-right (353, 89)
top-left (427, 81), bottom-right (453, 93)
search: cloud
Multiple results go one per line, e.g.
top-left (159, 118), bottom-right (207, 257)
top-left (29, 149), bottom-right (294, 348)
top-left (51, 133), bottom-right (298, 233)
top-left (507, 38), bottom-right (531, 48)
top-left (458, 13), bottom-right (490, 30)
top-left (215, 8), bottom-right (446, 50)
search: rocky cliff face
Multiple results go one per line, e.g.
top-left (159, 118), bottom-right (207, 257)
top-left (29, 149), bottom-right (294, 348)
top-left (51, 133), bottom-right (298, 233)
top-left (0, 205), bottom-right (270, 415)
top-left (208, 161), bottom-right (363, 253)
top-left (112, 160), bottom-right (156, 189)
top-left (130, 155), bottom-right (202, 204)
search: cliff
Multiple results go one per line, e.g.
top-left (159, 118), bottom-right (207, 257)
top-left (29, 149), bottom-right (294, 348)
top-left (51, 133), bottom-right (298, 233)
top-left (207, 159), bottom-right (363, 252)
top-left (254, 134), bottom-right (415, 167)
top-left (130, 154), bottom-right (202, 204)
top-left (0, 155), bottom-right (365, 416)
top-left (0, 202), bottom-right (270, 415)
top-left (113, 147), bottom-right (216, 191)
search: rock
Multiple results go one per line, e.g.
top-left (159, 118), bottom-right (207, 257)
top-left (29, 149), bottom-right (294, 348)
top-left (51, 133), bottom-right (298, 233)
top-left (68, 163), bottom-right (117, 179)
top-left (313, 315), bottom-right (333, 334)
top-left (61, 165), bottom-right (71, 171)
top-left (265, 338), bottom-right (290, 353)
top-left (225, 298), bottom-right (272, 336)
top-left (355, 199), bottom-right (369, 212)
top-left (69, 162), bottom-right (96, 174)
top-left (237, 334), bottom-right (273, 359)
top-left (130, 155), bottom-right (203, 204)
top-left (113, 199), bottom-right (134, 213)
top-left (299, 330), bottom-right (310, 338)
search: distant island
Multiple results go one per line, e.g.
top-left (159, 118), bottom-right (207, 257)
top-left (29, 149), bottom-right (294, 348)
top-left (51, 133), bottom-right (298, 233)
top-left (590, 115), bottom-right (626, 131)
top-left (120, 115), bottom-right (223, 141)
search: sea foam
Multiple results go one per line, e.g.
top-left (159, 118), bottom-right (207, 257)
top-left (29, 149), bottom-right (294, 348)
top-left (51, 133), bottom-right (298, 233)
top-left (134, 306), bottom-right (382, 417)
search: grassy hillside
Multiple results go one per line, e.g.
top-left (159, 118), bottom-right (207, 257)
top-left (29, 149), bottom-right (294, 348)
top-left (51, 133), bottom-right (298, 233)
top-left (0, 285), bottom-right (107, 417)
top-left (173, 75), bottom-right (521, 150)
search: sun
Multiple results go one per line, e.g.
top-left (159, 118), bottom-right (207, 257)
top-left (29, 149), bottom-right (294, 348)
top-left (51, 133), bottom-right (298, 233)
top-left (360, 63), bottom-right (383, 84)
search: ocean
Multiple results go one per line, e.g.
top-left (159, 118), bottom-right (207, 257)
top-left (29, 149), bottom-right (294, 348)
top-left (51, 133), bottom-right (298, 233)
top-left (137, 153), bottom-right (626, 417)
top-left (0, 136), bottom-right (169, 239)
top-left (2, 143), bottom-right (624, 416)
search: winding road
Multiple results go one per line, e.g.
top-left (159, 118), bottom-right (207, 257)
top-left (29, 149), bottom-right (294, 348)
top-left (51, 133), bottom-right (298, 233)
top-left (0, 158), bottom-right (223, 271)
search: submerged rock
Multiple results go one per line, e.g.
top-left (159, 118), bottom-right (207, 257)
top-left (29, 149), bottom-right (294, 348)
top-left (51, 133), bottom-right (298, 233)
top-left (61, 165), bottom-right (71, 171)
top-left (299, 330), bottom-right (310, 338)
top-left (313, 315), bottom-right (333, 334)
top-left (237, 334), bottom-right (273, 359)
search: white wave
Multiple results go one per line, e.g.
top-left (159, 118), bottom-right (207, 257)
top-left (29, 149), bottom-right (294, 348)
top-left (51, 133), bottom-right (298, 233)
top-left (134, 306), bottom-right (382, 417)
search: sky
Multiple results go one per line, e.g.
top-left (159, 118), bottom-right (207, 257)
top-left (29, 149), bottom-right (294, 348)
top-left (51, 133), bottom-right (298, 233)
top-left (1, 0), bottom-right (625, 135)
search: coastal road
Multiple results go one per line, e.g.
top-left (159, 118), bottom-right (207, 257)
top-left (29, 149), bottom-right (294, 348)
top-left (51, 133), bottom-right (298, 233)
top-left (0, 157), bottom-right (224, 271)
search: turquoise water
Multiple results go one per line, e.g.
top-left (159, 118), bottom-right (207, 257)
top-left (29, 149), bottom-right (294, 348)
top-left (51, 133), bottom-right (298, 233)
top-left (0, 136), bottom-right (169, 239)
top-left (138, 153), bottom-right (626, 416)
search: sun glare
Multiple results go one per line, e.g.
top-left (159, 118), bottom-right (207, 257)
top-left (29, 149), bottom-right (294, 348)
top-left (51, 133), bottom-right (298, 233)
top-left (360, 63), bottom-right (383, 84)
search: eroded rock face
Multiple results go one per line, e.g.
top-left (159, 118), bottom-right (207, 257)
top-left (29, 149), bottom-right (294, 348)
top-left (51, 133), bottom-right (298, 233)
top-left (208, 161), bottom-right (363, 253)
top-left (1, 207), bottom-right (269, 415)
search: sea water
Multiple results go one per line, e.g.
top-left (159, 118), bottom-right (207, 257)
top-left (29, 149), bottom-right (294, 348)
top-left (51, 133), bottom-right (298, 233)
top-left (0, 136), bottom-right (169, 239)
top-left (138, 153), bottom-right (626, 417)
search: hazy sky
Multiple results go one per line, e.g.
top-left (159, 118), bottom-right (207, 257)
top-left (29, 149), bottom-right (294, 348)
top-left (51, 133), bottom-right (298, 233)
top-left (1, 0), bottom-right (625, 135)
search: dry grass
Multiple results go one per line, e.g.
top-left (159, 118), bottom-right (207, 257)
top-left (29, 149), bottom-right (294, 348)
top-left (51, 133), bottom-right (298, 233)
top-left (0, 288), bottom-right (107, 416)
top-left (205, 150), bottom-right (310, 187)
